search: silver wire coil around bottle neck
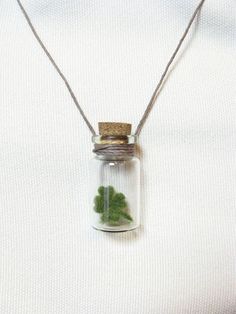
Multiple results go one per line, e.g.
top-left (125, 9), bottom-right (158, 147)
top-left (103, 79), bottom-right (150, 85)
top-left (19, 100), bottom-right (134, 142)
top-left (93, 143), bottom-right (135, 157)
top-left (92, 135), bottom-right (137, 157)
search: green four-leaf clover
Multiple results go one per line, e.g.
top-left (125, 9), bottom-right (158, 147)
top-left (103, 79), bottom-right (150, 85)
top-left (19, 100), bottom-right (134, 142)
top-left (94, 186), bottom-right (133, 225)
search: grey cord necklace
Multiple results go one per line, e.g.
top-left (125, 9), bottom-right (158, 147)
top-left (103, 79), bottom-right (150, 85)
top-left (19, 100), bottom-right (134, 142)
top-left (16, 0), bottom-right (207, 231)
top-left (16, 0), bottom-right (206, 137)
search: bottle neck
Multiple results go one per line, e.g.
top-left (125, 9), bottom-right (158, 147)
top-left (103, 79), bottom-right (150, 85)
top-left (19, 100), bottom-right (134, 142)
top-left (92, 134), bottom-right (138, 160)
top-left (95, 154), bottom-right (134, 161)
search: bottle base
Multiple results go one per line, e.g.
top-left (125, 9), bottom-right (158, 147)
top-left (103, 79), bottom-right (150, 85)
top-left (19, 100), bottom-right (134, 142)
top-left (92, 223), bottom-right (139, 233)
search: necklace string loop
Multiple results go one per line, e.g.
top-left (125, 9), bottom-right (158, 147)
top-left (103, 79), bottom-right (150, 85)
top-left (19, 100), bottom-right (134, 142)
top-left (93, 144), bottom-right (135, 157)
top-left (16, 0), bottom-right (206, 136)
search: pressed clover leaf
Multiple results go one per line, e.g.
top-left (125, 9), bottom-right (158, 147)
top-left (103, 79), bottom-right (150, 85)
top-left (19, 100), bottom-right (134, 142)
top-left (94, 186), bottom-right (133, 225)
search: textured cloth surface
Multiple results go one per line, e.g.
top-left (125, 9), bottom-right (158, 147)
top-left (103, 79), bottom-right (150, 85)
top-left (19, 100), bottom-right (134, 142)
top-left (0, 1), bottom-right (236, 313)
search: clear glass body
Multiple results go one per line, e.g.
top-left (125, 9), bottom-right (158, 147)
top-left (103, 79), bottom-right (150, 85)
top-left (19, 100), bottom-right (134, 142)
top-left (90, 136), bottom-right (140, 232)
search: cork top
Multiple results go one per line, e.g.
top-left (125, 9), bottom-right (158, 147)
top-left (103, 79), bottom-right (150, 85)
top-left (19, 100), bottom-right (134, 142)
top-left (98, 122), bottom-right (132, 136)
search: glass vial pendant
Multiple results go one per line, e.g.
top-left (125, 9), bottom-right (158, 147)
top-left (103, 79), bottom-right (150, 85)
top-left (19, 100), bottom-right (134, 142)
top-left (90, 122), bottom-right (140, 232)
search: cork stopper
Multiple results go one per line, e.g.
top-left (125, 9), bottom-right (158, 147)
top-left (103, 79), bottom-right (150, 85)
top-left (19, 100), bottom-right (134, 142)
top-left (98, 122), bottom-right (132, 136)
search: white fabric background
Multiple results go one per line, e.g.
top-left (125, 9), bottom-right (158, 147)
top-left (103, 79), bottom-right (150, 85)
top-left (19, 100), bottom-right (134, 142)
top-left (0, 1), bottom-right (236, 313)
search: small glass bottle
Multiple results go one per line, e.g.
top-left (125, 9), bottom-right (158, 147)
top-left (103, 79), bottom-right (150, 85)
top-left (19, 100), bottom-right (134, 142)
top-left (90, 122), bottom-right (140, 232)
